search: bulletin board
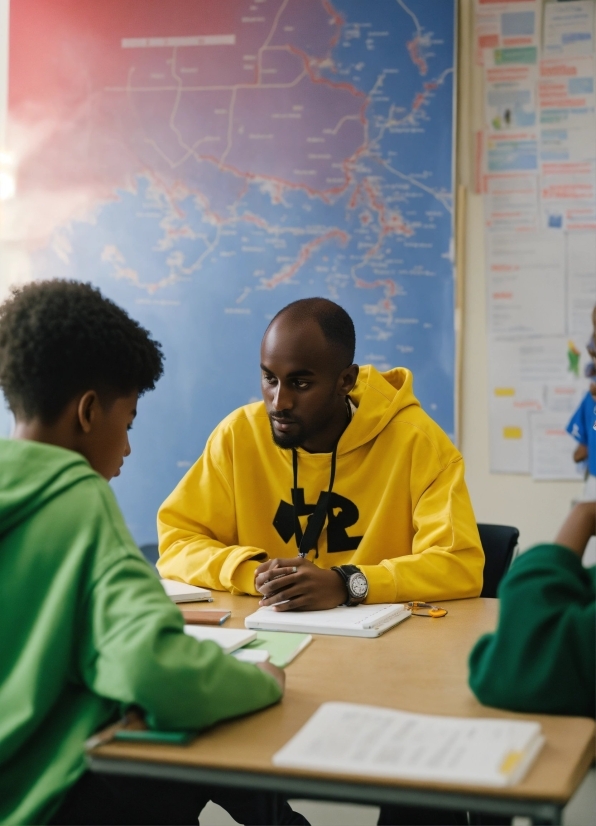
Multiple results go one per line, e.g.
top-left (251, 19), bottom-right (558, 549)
top-left (475, 0), bottom-right (596, 479)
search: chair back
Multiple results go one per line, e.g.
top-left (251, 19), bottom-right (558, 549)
top-left (477, 524), bottom-right (519, 598)
top-left (139, 543), bottom-right (159, 568)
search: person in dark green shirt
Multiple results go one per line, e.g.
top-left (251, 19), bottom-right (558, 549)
top-left (0, 280), bottom-right (305, 825)
top-left (469, 501), bottom-right (595, 718)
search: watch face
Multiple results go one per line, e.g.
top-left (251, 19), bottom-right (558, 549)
top-left (349, 572), bottom-right (368, 598)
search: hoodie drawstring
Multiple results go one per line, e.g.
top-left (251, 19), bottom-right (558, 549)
top-left (292, 444), bottom-right (337, 559)
top-left (291, 396), bottom-right (353, 559)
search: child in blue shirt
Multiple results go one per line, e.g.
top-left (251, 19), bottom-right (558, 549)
top-left (567, 379), bottom-right (596, 482)
top-left (568, 307), bottom-right (596, 502)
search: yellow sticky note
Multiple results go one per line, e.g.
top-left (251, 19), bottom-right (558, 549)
top-left (503, 426), bottom-right (523, 439)
top-left (499, 750), bottom-right (522, 776)
top-left (494, 387), bottom-right (515, 397)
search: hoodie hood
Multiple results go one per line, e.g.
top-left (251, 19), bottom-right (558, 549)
top-left (0, 439), bottom-right (98, 538)
top-left (338, 364), bottom-right (420, 453)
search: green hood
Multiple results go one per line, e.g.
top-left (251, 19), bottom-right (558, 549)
top-left (0, 439), bottom-right (98, 538)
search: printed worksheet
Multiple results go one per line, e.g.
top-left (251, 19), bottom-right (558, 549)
top-left (273, 702), bottom-right (544, 788)
top-left (475, 0), bottom-right (539, 65)
top-left (544, 0), bottom-right (595, 58)
top-left (530, 413), bottom-right (585, 481)
top-left (486, 232), bottom-right (566, 336)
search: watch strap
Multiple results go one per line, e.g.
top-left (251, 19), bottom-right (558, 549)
top-left (331, 565), bottom-right (366, 606)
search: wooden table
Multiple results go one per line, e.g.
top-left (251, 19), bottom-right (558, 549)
top-left (87, 594), bottom-right (595, 825)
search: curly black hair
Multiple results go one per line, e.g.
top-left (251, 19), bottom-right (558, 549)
top-left (0, 279), bottom-right (164, 422)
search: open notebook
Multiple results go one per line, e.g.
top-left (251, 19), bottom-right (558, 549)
top-left (183, 625), bottom-right (256, 654)
top-left (160, 579), bottom-right (212, 603)
top-left (245, 603), bottom-right (411, 637)
top-left (273, 702), bottom-right (545, 788)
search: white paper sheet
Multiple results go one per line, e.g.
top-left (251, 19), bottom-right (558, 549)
top-left (567, 231), bottom-right (596, 339)
top-left (490, 336), bottom-right (577, 387)
top-left (475, 0), bottom-right (539, 65)
top-left (530, 412), bottom-right (586, 480)
top-left (485, 51), bottom-right (537, 131)
top-left (540, 160), bottom-right (596, 230)
top-left (485, 130), bottom-right (539, 172)
top-left (273, 702), bottom-right (544, 788)
top-left (486, 232), bottom-right (566, 335)
top-left (489, 392), bottom-right (534, 473)
top-left (484, 173), bottom-right (539, 230)
top-left (539, 55), bottom-right (596, 178)
top-left (487, 336), bottom-right (587, 473)
top-left (183, 625), bottom-right (256, 654)
top-left (540, 122), bottom-right (596, 164)
top-left (544, 0), bottom-right (595, 58)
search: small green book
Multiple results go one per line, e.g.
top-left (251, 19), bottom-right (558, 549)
top-left (242, 631), bottom-right (312, 668)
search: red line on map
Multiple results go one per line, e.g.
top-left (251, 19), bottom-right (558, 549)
top-left (197, 152), bottom-right (358, 204)
top-left (407, 36), bottom-right (428, 76)
top-left (362, 178), bottom-right (413, 238)
top-left (322, 0), bottom-right (345, 50)
top-left (287, 44), bottom-right (366, 99)
top-left (262, 229), bottom-right (348, 288)
top-left (412, 92), bottom-right (426, 111)
top-left (354, 277), bottom-right (397, 297)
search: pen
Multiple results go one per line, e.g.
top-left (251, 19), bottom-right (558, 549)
top-left (114, 729), bottom-right (194, 745)
top-left (85, 712), bottom-right (194, 748)
top-left (85, 710), bottom-right (142, 750)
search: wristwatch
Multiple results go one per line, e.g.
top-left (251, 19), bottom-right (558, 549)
top-left (331, 565), bottom-right (368, 606)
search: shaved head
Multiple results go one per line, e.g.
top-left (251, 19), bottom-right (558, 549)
top-left (267, 298), bottom-right (355, 368)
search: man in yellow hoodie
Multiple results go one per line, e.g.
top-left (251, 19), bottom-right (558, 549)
top-left (158, 298), bottom-right (483, 608)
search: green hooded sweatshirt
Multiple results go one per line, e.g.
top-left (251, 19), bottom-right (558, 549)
top-left (469, 543), bottom-right (595, 718)
top-left (0, 439), bottom-right (281, 825)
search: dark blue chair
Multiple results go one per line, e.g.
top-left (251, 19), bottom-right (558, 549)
top-left (139, 543), bottom-right (159, 571)
top-left (478, 524), bottom-right (519, 598)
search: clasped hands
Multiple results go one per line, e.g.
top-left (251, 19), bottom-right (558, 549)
top-left (255, 556), bottom-right (348, 611)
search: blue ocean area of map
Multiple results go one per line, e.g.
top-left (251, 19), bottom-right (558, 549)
top-left (24, 0), bottom-right (456, 543)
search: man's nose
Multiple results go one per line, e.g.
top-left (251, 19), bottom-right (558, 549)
top-left (124, 436), bottom-right (132, 457)
top-left (272, 383), bottom-right (293, 412)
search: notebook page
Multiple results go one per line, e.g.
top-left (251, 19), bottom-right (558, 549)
top-left (183, 625), bottom-right (256, 654)
top-left (247, 603), bottom-right (406, 629)
top-left (273, 702), bottom-right (543, 787)
top-left (160, 579), bottom-right (212, 600)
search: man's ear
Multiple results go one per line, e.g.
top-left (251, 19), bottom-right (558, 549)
top-left (338, 364), bottom-right (359, 396)
top-left (77, 390), bottom-right (99, 434)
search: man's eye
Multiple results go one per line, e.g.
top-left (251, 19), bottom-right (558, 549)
top-left (294, 380), bottom-right (310, 390)
top-left (263, 374), bottom-right (276, 384)
top-left (127, 424), bottom-right (134, 432)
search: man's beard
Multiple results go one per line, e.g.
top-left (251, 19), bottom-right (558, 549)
top-left (268, 416), bottom-right (305, 449)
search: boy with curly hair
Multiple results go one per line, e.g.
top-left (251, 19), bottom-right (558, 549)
top-left (0, 280), bottom-right (303, 826)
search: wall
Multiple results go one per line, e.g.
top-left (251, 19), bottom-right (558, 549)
top-left (0, 0), bottom-right (10, 437)
top-left (457, 0), bottom-right (584, 549)
top-left (0, 0), bottom-right (586, 547)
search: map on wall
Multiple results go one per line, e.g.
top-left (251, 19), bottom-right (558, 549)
top-left (3, 0), bottom-right (456, 543)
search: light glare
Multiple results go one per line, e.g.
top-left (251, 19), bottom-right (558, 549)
top-left (0, 171), bottom-right (16, 200)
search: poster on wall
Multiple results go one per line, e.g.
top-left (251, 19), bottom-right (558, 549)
top-left (1, 0), bottom-right (458, 542)
top-left (478, 0), bottom-right (596, 480)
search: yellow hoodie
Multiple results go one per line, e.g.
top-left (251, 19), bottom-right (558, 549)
top-left (157, 366), bottom-right (484, 603)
